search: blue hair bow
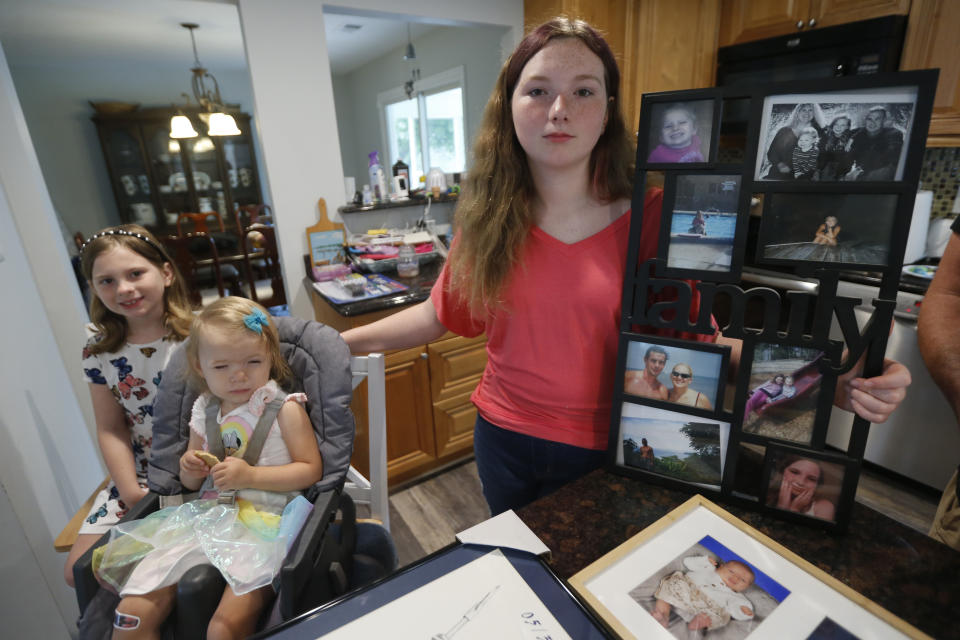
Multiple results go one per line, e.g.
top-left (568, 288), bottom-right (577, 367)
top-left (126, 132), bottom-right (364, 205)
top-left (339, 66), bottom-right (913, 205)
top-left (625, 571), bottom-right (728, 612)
top-left (243, 307), bottom-right (269, 334)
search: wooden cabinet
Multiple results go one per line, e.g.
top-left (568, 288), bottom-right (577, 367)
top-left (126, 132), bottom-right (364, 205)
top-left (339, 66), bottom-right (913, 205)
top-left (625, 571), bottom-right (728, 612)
top-left (900, 0), bottom-right (960, 143)
top-left (718, 0), bottom-right (910, 47)
top-left (524, 0), bottom-right (721, 135)
top-left (92, 105), bottom-right (264, 234)
top-left (308, 290), bottom-right (487, 487)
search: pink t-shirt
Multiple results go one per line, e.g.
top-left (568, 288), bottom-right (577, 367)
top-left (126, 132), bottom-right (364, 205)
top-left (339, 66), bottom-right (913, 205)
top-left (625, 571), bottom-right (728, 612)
top-left (431, 189), bottom-right (713, 450)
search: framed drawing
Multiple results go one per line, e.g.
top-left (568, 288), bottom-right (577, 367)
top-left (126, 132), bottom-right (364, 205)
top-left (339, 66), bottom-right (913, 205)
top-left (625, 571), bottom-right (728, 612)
top-left (255, 544), bottom-right (613, 639)
top-left (569, 495), bottom-right (930, 640)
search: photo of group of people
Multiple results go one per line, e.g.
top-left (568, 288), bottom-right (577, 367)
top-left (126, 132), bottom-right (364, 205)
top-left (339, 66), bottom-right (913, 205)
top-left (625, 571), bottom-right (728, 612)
top-left (662, 174), bottom-right (742, 274)
top-left (755, 91), bottom-right (916, 183)
top-left (628, 535), bottom-right (788, 639)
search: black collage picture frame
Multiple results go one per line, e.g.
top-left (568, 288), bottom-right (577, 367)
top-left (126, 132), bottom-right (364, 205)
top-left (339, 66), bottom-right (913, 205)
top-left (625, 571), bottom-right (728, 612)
top-left (607, 70), bottom-right (938, 532)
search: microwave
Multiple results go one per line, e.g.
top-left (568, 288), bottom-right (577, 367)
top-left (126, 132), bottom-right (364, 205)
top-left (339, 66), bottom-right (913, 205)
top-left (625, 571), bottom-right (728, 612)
top-left (716, 15), bottom-right (907, 130)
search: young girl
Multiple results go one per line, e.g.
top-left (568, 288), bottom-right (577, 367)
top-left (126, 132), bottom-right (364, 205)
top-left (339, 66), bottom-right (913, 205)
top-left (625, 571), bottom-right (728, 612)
top-left (818, 114), bottom-right (854, 181)
top-left (813, 215), bottom-right (841, 246)
top-left (65, 225), bottom-right (193, 587)
top-left (647, 103), bottom-right (704, 163)
top-left (791, 126), bottom-right (820, 180)
top-left (769, 455), bottom-right (836, 521)
top-left (95, 297), bottom-right (322, 639)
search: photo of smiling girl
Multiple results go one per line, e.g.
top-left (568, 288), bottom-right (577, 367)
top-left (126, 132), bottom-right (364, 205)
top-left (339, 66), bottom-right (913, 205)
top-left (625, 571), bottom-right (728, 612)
top-left (646, 101), bottom-right (713, 164)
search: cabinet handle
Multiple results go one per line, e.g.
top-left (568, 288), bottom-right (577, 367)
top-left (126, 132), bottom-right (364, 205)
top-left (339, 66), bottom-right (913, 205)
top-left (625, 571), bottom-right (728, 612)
top-left (796, 20), bottom-right (804, 29)
top-left (808, 18), bottom-right (816, 27)
top-left (420, 352), bottom-right (428, 359)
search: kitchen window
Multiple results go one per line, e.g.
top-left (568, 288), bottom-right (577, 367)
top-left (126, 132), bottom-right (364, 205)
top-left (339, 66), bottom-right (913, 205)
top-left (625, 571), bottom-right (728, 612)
top-left (378, 66), bottom-right (466, 186)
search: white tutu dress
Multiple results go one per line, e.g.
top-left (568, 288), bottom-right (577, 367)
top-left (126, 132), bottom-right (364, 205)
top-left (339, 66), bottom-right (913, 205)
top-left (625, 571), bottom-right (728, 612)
top-left (95, 380), bottom-right (313, 596)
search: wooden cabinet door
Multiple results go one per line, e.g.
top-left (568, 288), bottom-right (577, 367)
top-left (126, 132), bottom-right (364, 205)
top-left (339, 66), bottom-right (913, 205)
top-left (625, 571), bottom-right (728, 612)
top-left (718, 0), bottom-right (812, 47)
top-left (900, 0), bottom-right (960, 142)
top-left (428, 335), bottom-right (488, 459)
top-left (812, 0), bottom-right (910, 29)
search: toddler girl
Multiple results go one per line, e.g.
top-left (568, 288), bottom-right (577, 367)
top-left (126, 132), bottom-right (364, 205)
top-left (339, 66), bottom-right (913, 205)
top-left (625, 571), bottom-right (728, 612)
top-left (65, 225), bottom-right (193, 587)
top-left (771, 375), bottom-right (796, 402)
top-left (791, 126), bottom-right (820, 180)
top-left (647, 104), bottom-right (705, 163)
top-left (95, 297), bottom-right (323, 639)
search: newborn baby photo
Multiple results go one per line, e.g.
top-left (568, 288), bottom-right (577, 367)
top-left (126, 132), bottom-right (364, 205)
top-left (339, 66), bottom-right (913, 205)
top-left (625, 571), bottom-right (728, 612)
top-left (628, 536), bottom-right (789, 639)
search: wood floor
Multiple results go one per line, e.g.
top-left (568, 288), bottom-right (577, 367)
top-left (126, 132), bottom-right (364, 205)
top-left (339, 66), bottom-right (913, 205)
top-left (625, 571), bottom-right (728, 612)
top-left (377, 458), bottom-right (942, 569)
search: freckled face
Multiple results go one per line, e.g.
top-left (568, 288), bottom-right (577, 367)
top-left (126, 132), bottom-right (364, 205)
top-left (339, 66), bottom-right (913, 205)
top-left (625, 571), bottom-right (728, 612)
top-left (511, 38), bottom-right (609, 175)
top-left (660, 108), bottom-right (696, 149)
top-left (783, 459), bottom-right (821, 496)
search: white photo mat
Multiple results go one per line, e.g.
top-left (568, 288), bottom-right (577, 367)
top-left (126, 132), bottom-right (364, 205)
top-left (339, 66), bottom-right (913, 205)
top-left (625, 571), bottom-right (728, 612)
top-left (569, 496), bottom-right (929, 640)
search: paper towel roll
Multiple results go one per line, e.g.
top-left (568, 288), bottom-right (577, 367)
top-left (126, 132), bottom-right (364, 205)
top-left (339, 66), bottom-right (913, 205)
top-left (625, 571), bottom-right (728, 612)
top-left (905, 190), bottom-right (932, 263)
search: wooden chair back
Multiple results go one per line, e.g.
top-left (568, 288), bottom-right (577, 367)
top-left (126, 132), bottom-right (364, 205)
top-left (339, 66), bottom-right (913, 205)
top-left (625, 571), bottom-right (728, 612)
top-left (234, 204), bottom-right (274, 235)
top-left (241, 223), bottom-right (286, 308)
top-left (177, 211), bottom-right (226, 236)
top-left (161, 233), bottom-right (226, 307)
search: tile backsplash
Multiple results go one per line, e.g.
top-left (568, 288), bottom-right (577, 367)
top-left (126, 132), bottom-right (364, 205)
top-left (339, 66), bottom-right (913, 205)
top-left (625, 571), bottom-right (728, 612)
top-left (920, 147), bottom-right (960, 218)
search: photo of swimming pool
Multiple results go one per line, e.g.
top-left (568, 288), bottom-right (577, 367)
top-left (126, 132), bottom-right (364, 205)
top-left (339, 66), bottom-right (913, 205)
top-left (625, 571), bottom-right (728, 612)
top-left (671, 212), bottom-right (737, 239)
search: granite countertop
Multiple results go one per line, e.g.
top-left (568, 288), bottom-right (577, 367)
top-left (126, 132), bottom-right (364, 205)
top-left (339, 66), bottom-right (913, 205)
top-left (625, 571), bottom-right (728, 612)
top-left (306, 258), bottom-right (443, 317)
top-left (517, 469), bottom-right (960, 639)
top-left (337, 192), bottom-right (458, 214)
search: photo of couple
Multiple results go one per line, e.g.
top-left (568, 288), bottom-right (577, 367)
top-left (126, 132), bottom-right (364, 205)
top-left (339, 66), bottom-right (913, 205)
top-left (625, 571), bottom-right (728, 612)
top-left (623, 340), bottom-right (727, 411)
top-left (754, 89), bottom-right (917, 183)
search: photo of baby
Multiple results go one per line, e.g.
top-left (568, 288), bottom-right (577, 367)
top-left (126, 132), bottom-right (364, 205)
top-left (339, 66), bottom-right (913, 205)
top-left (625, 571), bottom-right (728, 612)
top-left (646, 100), bottom-right (714, 164)
top-left (628, 535), bottom-right (789, 639)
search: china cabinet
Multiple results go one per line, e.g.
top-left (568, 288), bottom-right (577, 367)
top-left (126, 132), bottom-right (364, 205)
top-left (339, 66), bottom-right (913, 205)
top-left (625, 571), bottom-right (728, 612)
top-left (92, 105), bottom-right (264, 233)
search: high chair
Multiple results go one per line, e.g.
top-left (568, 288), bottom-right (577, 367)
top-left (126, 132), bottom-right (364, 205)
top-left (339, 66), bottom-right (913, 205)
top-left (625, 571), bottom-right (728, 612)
top-left (72, 316), bottom-right (396, 639)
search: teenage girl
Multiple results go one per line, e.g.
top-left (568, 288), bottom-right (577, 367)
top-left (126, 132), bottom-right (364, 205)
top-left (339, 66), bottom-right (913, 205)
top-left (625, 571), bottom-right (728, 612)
top-left (64, 225), bottom-right (193, 587)
top-left (97, 297), bottom-right (322, 640)
top-left (342, 18), bottom-right (911, 516)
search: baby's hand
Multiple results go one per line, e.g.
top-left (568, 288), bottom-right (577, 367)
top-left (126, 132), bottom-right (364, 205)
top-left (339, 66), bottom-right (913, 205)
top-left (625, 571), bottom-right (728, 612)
top-left (688, 613), bottom-right (712, 630)
top-left (211, 456), bottom-right (253, 491)
top-left (741, 605), bottom-right (754, 617)
top-left (180, 449), bottom-right (211, 479)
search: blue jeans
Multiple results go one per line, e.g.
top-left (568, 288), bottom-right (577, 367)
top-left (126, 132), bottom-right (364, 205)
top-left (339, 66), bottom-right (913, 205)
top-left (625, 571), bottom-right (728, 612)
top-left (473, 414), bottom-right (607, 516)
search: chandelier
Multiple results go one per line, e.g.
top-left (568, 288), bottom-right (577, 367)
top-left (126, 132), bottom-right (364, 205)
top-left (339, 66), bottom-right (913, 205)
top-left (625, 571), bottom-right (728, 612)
top-left (170, 22), bottom-right (241, 139)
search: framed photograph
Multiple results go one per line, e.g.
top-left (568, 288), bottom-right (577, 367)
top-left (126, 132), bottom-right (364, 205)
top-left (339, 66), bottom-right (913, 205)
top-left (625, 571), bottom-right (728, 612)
top-left (639, 93), bottom-right (720, 168)
top-left (753, 86), bottom-right (918, 182)
top-left (621, 334), bottom-right (730, 412)
top-left (735, 339), bottom-right (839, 448)
top-left (257, 544), bottom-right (613, 639)
top-left (657, 172), bottom-right (746, 279)
top-left (756, 192), bottom-right (899, 269)
top-left (615, 402), bottom-right (731, 491)
top-left (569, 495), bottom-right (928, 640)
top-left (760, 444), bottom-right (858, 528)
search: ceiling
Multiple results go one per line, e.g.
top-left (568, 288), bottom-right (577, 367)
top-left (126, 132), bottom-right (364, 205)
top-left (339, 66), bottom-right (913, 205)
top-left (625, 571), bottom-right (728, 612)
top-left (0, 0), bottom-right (439, 75)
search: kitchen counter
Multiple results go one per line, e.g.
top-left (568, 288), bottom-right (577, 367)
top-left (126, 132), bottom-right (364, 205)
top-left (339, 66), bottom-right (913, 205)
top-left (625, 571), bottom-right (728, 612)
top-left (516, 468), bottom-right (960, 639)
top-left (337, 192), bottom-right (458, 214)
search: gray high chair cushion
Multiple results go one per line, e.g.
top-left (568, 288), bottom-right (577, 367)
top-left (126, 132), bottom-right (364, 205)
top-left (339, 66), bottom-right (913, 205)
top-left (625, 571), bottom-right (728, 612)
top-left (147, 315), bottom-right (355, 498)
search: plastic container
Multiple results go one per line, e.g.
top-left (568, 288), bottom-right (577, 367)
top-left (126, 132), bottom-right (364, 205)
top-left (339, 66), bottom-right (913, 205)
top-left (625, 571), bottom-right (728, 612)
top-left (368, 151), bottom-right (389, 203)
top-left (396, 244), bottom-right (420, 277)
top-left (361, 184), bottom-right (373, 206)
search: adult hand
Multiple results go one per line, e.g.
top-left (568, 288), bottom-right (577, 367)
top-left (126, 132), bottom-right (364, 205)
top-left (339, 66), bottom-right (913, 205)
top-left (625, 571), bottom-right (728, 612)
top-left (834, 357), bottom-right (911, 423)
top-left (212, 456), bottom-right (253, 491)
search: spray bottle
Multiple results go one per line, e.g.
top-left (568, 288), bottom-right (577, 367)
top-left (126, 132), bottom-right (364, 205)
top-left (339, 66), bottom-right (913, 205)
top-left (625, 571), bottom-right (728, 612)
top-left (368, 151), bottom-right (389, 203)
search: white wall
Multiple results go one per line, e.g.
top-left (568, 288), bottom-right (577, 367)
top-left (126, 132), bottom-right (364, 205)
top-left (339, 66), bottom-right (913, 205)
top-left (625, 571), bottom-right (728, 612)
top-left (0, 41), bottom-right (102, 632)
top-left (237, 0), bottom-right (521, 322)
top-left (334, 23), bottom-right (508, 184)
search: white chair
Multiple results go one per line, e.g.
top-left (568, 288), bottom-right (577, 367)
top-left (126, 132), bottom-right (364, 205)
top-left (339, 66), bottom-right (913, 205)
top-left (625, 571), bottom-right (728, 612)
top-left (345, 353), bottom-right (389, 531)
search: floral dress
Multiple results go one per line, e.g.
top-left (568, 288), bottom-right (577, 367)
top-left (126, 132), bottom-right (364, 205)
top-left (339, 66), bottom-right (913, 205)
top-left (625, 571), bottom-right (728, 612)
top-left (79, 332), bottom-right (177, 534)
top-left (94, 380), bottom-right (313, 596)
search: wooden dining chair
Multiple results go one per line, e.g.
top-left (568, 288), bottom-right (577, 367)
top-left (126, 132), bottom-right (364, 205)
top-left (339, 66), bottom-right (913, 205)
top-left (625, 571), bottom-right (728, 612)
top-left (233, 203), bottom-right (274, 235)
top-left (161, 233), bottom-right (242, 307)
top-left (241, 223), bottom-right (286, 308)
top-left (176, 211), bottom-right (226, 236)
